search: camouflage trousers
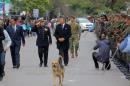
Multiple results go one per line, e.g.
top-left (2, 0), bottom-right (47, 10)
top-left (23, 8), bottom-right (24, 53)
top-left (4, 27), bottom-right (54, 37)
top-left (70, 37), bottom-right (79, 56)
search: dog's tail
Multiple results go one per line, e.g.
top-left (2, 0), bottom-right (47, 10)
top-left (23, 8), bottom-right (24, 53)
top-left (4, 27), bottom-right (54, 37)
top-left (59, 56), bottom-right (63, 68)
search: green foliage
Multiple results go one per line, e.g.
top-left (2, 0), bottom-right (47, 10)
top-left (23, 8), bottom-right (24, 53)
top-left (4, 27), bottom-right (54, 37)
top-left (62, 0), bottom-right (127, 15)
top-left (112, 0), bottom-right (126, 12)
top-left (23, 0), bottom-right (53, 15)
top-left (11, 0), bottom-right (127, 16)
top-left (11, 0), bottom-right (52, 16)
top-left (80, 1), bottom-right (95, 14)
top-left (70, 0), bottom-right (96, 15)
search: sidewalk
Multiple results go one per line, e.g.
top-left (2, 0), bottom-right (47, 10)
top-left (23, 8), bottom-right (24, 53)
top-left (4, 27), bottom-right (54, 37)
top-left (0, 32), bottom-right (129, 86)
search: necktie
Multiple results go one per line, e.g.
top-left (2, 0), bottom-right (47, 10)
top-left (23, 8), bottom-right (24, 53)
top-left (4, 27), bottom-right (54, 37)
top-left (62, 24), bottom-right (64, 30)
top-left (13, 25), bottom-right (16, 33)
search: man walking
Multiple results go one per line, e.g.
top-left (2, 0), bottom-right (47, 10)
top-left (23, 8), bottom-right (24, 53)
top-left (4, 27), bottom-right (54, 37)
top-left (54, 17), bottom-right (71, 66)
top-left (69, 16), bottom-right (80, 58)
top-left (6, 17), bottom-right (25, 69)
top-left (32, 19), bottom-right (52, 67)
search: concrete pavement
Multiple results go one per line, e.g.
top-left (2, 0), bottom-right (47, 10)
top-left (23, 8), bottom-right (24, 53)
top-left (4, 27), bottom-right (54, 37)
top-left (0, 32), bottom-right (130, 86)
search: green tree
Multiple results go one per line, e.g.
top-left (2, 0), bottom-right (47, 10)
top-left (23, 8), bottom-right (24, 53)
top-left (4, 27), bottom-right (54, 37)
top-left (80, 1), bottom-right (96, 14)
top-left (112, 0), bottom-right (126, 12)
top-left (11, 0), bottom-right (52, 16)
top-left (23, 0), bottom-right (52, 16)
top-left (59, 0), bottom-right (127, 16)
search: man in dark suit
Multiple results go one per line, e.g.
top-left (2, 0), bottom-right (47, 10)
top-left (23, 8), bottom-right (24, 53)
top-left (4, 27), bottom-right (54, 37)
top-left (32, 19), bottom-right (52, 67)
top-left (6, 17), bottom-right (25, 69)
top-left (54, 17), bottom-right (71, 66)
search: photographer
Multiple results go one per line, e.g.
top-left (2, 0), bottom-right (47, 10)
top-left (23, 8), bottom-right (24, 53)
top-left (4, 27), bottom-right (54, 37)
top-left (92, 34), bottom-right (111, 70)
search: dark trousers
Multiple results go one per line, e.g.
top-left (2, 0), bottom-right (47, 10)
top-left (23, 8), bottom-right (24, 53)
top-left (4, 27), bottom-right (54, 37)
top-left (92, 52), bottom-right (111, 70)
top-left (38, 46), bottom-right (49, 66)
top-left (10, 45), bottom-right (21, 66)
top-left (59, 49), bottom-right (69, 65)
top-left (0, 52), bottom-right (5, 76)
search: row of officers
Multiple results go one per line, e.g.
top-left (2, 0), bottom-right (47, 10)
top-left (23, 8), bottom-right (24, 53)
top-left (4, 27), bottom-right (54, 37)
top-left (0, 16), bottom-right (80, 81)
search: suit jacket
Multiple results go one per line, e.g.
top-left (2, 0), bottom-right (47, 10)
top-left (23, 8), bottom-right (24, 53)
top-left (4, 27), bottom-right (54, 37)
top-left (54, 23), bottom-right (71, 50)
top-left (0, 29), bottom-right (5, 52)
top-left (6, 25), bottom-right (25, 46)
top-left (32, 25), bottom-right (52, 47)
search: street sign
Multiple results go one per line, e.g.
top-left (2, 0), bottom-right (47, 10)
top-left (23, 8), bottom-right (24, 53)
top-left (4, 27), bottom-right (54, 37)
top-left (33, 9), bottom-right (39, 18)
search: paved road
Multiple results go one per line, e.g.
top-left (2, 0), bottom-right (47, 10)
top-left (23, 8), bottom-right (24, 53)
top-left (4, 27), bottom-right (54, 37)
top-left (0, 32), bottom-right (130, 86)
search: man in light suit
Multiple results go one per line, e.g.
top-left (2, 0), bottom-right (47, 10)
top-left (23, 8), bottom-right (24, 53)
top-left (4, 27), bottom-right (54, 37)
top-left (54, 17), bottom-right (71, 66)
top-left (6, 17), bottom-right (25, 69)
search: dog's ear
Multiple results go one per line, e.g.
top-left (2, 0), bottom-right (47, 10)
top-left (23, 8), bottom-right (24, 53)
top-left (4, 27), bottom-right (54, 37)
top-left (58, 57), bottom-right (63, 65)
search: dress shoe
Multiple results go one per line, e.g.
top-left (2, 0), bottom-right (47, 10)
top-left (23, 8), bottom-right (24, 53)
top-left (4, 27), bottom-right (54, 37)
top-left (16, 64), bottom-right (20, 69)
top-left (64, 64), bottom-right (68, 66)
top-left (2, 72), bottom-right (5, 77)
top-left (39, 63), bottom-right (43, 67)
top-left (13, 64), bottom-right (20, 69)
top-left (13, 65), bottom-right (17, 68)
top-left (0, 76), bottom-right (3, 81)
top-left (44, 65), bottom-right (48, 67)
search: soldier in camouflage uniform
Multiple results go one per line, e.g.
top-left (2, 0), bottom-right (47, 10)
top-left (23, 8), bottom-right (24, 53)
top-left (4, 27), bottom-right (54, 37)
top-left (69, 16), bottom-right (80, 58)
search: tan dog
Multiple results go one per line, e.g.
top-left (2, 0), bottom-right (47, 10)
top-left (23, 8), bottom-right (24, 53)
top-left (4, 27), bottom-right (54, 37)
top-left (52, 56), bottom-right (64, 86)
